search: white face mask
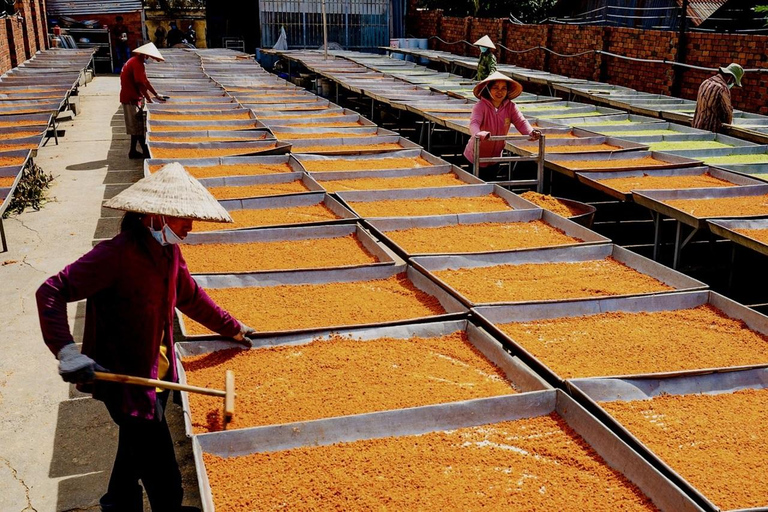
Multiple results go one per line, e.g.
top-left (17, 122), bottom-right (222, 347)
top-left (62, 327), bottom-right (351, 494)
top-left (149, 216), bottom-right (184, 246)
top-left (480, 46), bottom-right (488, 53)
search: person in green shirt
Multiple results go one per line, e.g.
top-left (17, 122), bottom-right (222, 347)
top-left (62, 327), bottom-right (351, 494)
top-left (474, 35), bottom-right (497, 81)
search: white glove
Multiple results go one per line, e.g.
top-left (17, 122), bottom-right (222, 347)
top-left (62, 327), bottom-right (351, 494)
top-left (57, 344), bottom-right (106, 383)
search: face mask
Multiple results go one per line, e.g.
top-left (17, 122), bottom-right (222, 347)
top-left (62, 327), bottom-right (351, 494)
top-left (149, 216), bottom-right (184, 246)
top-left (727, 82), bottom-right (735, 90)
top-left (480, 47), bottom-right (487, 53)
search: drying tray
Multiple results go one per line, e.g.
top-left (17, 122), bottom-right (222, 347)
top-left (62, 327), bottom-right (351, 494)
top-left (182, 223), bottom-right (400, 275)
top-left (273, 126), bottom-right (397, 139)
top-left (288, 135), bottom-right (420, 155)
top-left (366, 209), bottom-right (609, 258)
top-left (569, 367), bottom-right (768, 512)
top-left (632, 184), bottom-right (768, 229)
top-left (147, 140), bottom-right (290, 160)
top-left (146, 130), bottom-right (273, 143)
top-left (576, 166), bottom-right (763, 201)
top-left (261, 112), bottom-right (376, 128)
top-left (334, 184), bottom-right (538, 219)
top-left (189, 387), bottom-right (703, 512)
top-left (547, 150), bottom-right (702, 178)
top-left (309, 163), bottom-right (480, 187)
top-left (175, 319), bottom-right (550, 437)
top-left (508, 135), bottom-right (648, 155)
top-left (210, 192), bottom-right (357, 231)
top-left (197, 172), bottom-right (323, 199)
top-left (414, 243), bottom-right (705, 308)
top-left (178, 263), bottom-right (467, 339)
top-left (293, 149), bottom-right (450, 174)
top-left (144, 154), bottom-right (305, 179)
top-left (707, 218), bottom-right (768, 257)
top-left (146, 119), bottom-right (269, 132)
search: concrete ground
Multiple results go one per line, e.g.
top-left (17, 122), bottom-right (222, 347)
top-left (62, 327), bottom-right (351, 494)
top-left (0, 76), bottom-right (201, 511)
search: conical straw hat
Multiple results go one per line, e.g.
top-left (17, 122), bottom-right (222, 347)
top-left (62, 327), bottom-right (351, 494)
top-left (473, 71), bottom-right (523, 100)
top-left (103, 162), bottom-right (233, 223)
top-left (474, 35), bottom-right (496, 50)
top-left (133, 42), bottom-right (165, 61)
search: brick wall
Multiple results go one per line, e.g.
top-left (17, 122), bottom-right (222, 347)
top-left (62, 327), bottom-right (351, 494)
top-left (0, 22), bottom-right (12, 73)
top-left (501, 24), bottom-right (547, 71)
top-left (6, 16), bottom-right (27, 66)
top-left (602, 27), bottom-right (676, 95)
top-left (413, 9), bottom-right (768, 115)
top-left (548, 25), bottom-right (603, 81)
top-left (436, 17), bottom-right (470, 54)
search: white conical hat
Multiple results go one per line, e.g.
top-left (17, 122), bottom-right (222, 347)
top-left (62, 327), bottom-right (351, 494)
top-left (103, 162), bottom-right (233, 222)
top-left (473, 71), bottom-right (523, 100)
top-left (474, 35), bottom-right (496, 50)
top-left (132, 42), bottom-right (165, 61)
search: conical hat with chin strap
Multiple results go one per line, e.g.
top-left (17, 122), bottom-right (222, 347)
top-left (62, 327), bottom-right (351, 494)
top-left (472, 71), bottom-right (523, 101)
top-left (474, 35), bottom-right (496, 49)
top-left (132, 42), bottom-right (165, 61)
top-left (103, 162), bottom-right (232, 222)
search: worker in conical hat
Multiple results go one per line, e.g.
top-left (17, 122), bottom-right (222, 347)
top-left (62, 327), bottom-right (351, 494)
top-left (37, 163), bottom-right (253, 512)
top-left (474, 35), bottom-right (497, 81)
top-left (464, 72), bottom-right (541, 181)
top-left (120, 41), bottom-right (168, 159)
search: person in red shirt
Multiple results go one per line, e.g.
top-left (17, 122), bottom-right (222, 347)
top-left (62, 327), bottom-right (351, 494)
top-left (120, 42), bottom-right (168, 159)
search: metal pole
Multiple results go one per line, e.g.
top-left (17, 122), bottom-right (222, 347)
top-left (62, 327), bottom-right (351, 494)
top-left (322, 0), bottom-right (328, 60)
top-left (473, 135), bottom-right (480, 177)
top-left (536, 134), bottom-right (545, 193)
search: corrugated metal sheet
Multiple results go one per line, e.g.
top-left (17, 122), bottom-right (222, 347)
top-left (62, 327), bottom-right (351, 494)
top-left (259, 0), bottom-right (390, 49)
top-left (47, 0), bottom-right (142, 15)
top-left (676, 0), bottom-right (728, 25)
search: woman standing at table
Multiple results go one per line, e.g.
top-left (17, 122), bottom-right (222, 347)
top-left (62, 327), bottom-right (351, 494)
top-left (463, 71), bottom-right (541, 182)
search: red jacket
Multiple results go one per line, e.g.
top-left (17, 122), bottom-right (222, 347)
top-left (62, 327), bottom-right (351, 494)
top-left (120, 55), bottom-right (154, 104)
top-left (36, 226), bottom-right (241, 419)
top-left (464, 97), bottom-right (533, 167)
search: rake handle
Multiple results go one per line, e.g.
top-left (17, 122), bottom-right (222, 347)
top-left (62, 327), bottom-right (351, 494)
top-left (93, 371), bottom-right (226, 398)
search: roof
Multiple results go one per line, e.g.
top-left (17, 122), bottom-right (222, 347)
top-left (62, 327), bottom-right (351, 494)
top-left (677, 0), bottom-right (728, 26)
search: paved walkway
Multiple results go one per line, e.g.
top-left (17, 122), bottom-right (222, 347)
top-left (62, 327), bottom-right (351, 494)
top-left (0, 76), bottom-right (200, 511)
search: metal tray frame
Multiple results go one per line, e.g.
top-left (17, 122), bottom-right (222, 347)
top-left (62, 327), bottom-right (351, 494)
top-left (183, 223), bottom-right (400, 275)
top-left (144, 154), bottom-right (305, 179)
top-left (175, 318), bottom-right (552, 436)
top-left (414, 243), bottom-right (706, 308)
top-left (335, 184), bottom-right (539, 218)
top-left (707, 218), bottom-right (768, 257)
top-left (632, 184), bottom-right (768, 229)
top-left (288, 135), bottom-right (420, 155)
top-left (576, 166), bottom-right (763, 201)
top-left (548, 150), bottom-right (703, 178)
top-left (198, 171), bottom-right (323, 198)
top-left (146, 130), bottom-right (272, 142)
top-left (147, 140), bottom-right (290, 159)
top-left (190, 388), bottom-right (703, 512)
top-left (210, 192), bottom-right (357, 232)
top-left (179, 264), bottom-right (468, 339)
top-left (367, 209), bottom-right (609, 258)
top-left (569, 367), bottom-right (768, 512)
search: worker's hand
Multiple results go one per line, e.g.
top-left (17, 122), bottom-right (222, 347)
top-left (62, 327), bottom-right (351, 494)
top-left (528, 129), bottom-right (542, 142)
top-left (155, 94), bottom-right (168, 102)
top-left (476, 131), bottom-right (491, 141)
top-left (145, 96), bottom-right (153, 104)
top-left (232, 322), bottom-right (256, 348)
top-left (56, 344), bottom-right (108, 384)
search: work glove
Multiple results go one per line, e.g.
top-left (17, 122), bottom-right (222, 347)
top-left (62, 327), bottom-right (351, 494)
top-left (56, 344), bottom-right (107, 384)
top-left (476, 130), bottom-right (491, 141)
top-left (232, 322), bottom-right (256, 348)
top-left (156, 94), bottom-right (169, 102)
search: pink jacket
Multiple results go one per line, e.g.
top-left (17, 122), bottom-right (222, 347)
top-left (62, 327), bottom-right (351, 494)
top-left (463, 97), bottom-right (533, 167)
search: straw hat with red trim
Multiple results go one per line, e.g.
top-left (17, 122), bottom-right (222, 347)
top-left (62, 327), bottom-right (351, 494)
top-left (132, 42), bottom-right (165, 62)
top-left (474, 35), bottom-right (496, 50)
top-left (103, 162), bottom-right (232, 222)
top-left (472, 71), bottom-right (524, 101)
